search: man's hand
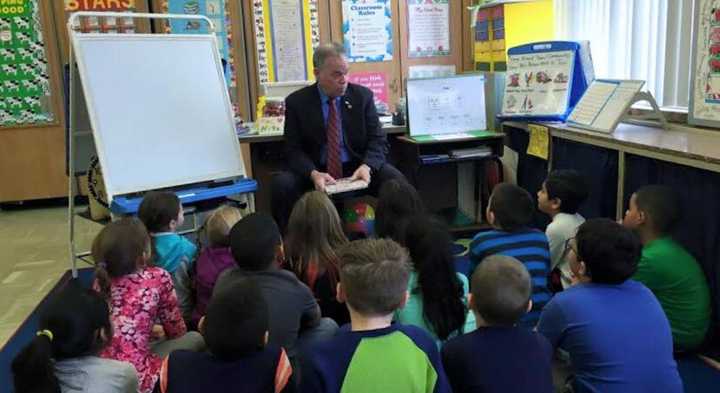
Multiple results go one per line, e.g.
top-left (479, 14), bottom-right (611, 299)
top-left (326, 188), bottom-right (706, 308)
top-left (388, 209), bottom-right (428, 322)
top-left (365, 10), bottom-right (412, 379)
top-left (310, 170), bottom-right (336, 192)
top-left (349, 164), bottom-right (371, 184)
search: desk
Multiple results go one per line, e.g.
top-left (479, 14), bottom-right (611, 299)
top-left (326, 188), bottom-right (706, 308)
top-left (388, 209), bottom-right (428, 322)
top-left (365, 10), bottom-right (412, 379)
top-left (503, 120), bottom-right (720, 333)
top-left (238, 124), bottom-right (407, 214)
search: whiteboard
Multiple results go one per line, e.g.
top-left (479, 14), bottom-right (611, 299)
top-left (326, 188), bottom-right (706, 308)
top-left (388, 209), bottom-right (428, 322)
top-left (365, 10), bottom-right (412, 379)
top-left (406, 74), bottom-right (487, 137)
top-left (72, 34), bottom-right (245, 199)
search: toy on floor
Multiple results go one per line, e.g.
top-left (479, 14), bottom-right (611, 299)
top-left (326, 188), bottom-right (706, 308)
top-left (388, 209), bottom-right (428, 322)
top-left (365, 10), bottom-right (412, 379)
top-left (343, 202), bottom-right (375, 238)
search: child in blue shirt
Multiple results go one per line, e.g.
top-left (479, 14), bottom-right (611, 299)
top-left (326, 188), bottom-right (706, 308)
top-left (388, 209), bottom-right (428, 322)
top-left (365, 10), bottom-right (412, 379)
top-left (138, 191), bottom-right (197, 322)
top-left (301, 238), bottom-right (451, 393)
top-left (469, 183), bottom-right (551, 327)
top-left (537, 219), bottom-right (682, 393)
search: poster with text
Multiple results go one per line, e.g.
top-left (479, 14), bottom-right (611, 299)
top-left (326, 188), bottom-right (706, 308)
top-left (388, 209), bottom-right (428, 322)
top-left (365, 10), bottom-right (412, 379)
top-left (407, 0), bottom-right (449, 58)
top-left (342, 0), bottom-right (392, 62)
top-left (690, 0), bottom-right (720, 125)
top-left (0, 0), bottom-right (55, 126)
top-left (348, 71), bottom-right (388, 113)
top-left (270, 0), bottom-right (306, 81)
top-left (501, 50), bottom-right (574, 116)
top-left (253, 0), bottom-right (319, 84)
top-left (166, 0), bottom-right (234, 88)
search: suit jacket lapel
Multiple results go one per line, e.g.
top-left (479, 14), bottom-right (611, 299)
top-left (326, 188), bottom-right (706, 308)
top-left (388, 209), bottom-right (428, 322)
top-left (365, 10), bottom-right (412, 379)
top-left (308, 84), bottom-right (325, 145)
top-left (341, 85), bottom-right (353, 145)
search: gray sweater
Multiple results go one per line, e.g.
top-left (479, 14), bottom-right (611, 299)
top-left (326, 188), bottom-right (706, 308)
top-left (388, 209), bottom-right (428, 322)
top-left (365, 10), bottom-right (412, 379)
top-left (55, 356), bottom-right (138, 393)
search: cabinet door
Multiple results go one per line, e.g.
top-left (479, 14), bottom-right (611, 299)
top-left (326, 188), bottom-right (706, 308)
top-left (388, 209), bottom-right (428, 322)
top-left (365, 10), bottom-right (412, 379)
top-left (328, 0), bottom-right (403, 113)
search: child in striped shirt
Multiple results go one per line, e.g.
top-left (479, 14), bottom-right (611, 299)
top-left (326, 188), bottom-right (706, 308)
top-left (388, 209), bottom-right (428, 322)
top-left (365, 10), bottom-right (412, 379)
top-left (469, 183), bottom-right (552, 327)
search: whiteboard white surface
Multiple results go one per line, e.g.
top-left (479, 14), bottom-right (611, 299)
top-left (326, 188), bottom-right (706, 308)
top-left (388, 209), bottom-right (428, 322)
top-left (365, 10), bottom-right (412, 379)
top-left (407, 74), bottom-right (487, 137)
top-left (73, 34), bottom-right (245, 198)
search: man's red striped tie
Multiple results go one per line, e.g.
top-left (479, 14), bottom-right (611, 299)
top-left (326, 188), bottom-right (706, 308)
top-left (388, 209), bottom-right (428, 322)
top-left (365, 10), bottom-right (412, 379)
top-left (326, 98), bottom-right (343, 179)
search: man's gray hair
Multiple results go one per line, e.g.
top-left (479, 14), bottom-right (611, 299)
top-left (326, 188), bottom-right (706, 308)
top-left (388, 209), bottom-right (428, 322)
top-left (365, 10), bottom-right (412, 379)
top-left (313, 43), bottom-right (346, 69)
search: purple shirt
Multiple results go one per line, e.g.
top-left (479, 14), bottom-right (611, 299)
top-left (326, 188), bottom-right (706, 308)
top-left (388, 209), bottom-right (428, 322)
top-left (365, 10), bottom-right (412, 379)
top-left (192, 246), bottom-right (236, 325)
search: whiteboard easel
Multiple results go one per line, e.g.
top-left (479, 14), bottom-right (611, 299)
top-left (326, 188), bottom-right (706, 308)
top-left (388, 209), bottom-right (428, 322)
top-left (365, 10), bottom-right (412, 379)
top-left (67, 12), bottom-right (250, 276)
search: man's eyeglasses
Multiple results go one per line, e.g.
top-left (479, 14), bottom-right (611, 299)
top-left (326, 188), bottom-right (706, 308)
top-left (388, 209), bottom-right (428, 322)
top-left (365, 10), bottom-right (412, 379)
top-left (561, 237), bottom-right (577, 261)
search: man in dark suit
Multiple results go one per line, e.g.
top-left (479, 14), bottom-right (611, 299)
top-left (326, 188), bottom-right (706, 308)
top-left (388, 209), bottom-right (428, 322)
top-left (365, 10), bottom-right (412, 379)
top-left (271, 43), bottom-right (405, 232)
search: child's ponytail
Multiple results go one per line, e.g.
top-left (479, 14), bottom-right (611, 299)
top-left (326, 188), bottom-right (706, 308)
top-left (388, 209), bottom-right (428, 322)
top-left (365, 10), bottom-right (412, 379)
top-left (11, 331), bottom-right (59, 393)
top-left (91, 217), bottom-right (151, 296)
top-left (94, 262), bottom-right (112, 300)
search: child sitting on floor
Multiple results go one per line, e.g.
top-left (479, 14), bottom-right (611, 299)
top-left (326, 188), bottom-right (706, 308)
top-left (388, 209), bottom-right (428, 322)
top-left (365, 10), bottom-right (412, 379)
top-left (394, 215), bottom-right (476, 344)
top-left (160, 277), bottom-right (295, 393)
top-left (93, 217), bottom-right (204, 393)
top-left (12, 282), bottom-right (138, 393)
top-left (138, 191), bottom-right (197, 322)
top-left (286, 191), bottom-right (350, 325)
top-left (622, 185), bottom-right (711, 350)
top-left (214, 213), bottom-right (336, 361)
top-left (191, 205), bottom-right (244, 328)
top-left (375, 179), bottom-right (425, 243)
top-left (301, 238), bottom-right (451, 393)
top-left (470, 183), bottom-right (551, 328)
top-left (537, 169), bottom-right (588, 290)
top-left (442, 255), bottom-right (553, 393)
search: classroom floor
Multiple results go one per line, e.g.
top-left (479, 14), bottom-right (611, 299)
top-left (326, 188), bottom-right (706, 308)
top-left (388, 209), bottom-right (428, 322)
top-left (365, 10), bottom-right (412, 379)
top-left (0, 201), bottom-right (101, 347)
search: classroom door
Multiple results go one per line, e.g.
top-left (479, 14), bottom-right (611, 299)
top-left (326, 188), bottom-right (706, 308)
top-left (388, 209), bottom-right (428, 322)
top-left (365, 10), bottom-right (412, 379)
top-left (328, 0), bottom-right (403, 113)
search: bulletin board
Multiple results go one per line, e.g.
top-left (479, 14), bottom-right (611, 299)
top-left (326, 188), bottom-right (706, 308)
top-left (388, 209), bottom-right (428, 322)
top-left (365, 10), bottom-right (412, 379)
top-left (252, 0), bottom-right (320, 84)
top-left (0, 0), bottom-right (60, 127)
top-left (688, 0), bottom-right (720, 128)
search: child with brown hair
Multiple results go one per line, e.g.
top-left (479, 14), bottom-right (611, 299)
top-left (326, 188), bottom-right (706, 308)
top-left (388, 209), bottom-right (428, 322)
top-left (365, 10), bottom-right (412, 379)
top-left (286, 191), bottom-right (350, 324)
top-left (93, 217), bottom-right (204, 393)
top-left (191, 205), bottom-right (244, 328)
top-left (138, 191), bottom-right (198, 322)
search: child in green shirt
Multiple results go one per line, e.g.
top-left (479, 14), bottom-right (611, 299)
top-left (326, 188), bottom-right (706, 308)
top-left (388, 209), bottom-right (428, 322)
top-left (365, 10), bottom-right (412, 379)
top-left (623, 185), bottom-right (711, 350)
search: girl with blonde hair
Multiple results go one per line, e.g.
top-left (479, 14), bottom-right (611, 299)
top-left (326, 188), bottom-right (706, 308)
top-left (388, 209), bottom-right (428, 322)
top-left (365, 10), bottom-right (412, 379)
top-left (191, 205), bottom-right (244, 327)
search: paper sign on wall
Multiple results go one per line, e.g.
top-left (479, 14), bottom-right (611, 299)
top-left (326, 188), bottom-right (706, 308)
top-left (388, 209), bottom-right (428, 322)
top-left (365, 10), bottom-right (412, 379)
top-left (407, 0), bottom-right (450, 58)
top-left (527, 124), bottom-right (549, 160)
top-left (348, 71), bottom-right (389, 114)
top-left (342, 0), bottom-right (393, 62)
top-left (253, 0), bottom-right (319, 84)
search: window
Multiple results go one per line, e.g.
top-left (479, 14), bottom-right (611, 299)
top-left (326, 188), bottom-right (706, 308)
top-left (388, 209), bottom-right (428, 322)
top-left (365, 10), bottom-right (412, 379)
top-left (555, 0), bottom-right (694, 109)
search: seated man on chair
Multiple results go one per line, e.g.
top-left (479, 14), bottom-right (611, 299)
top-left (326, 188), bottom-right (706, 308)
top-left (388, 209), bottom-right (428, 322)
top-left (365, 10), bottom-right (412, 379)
top-left (272, 42), bottom-right (405, 232)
